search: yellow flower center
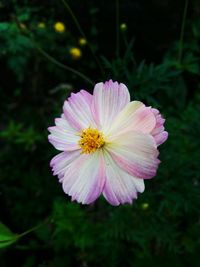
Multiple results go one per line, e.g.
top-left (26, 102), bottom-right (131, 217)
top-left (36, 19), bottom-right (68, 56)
top-left (78, 127), bottom-right (104, 154)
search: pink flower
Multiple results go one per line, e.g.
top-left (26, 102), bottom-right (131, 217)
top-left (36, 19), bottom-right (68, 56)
top-left (48, 80), bottom-right (168, 206)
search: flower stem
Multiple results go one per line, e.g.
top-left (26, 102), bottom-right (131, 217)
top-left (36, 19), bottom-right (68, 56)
top-left (17, 222), bottom-right (44, 239)
top-left (13, 16), bottom-right (94, 86)
top-left (15, 217), bottom-right (50, 243)
top-left (61, 0), bottom-right (105, 76)
top-left (178, 0), bottom-right (189, 64)
top-left (35, 44), bottom-right (94, 85)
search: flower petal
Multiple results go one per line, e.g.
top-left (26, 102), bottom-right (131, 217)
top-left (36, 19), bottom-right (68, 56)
top-left (62, 150), bottom-right (106, 204)
top-left (63, 90), bottom-right (95, 131)
top-left (107, 101), bottom-right (156, 137)
top-left (48, 117), bottom-right (79, 151)
top-left (92, 80), bottom-right (130, 131)
top-left (151, 108), bottom-right (168, 146)
top-left (102, 150), bottom-right (145, 206)
top-left (106, 131), bottom-right (160, 179)
top-left (154, 131), bottom-right (168, 146)
top-left (50, 150), bottom-right (81, 182)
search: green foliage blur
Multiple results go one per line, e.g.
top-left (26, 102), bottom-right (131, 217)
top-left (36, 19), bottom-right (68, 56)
top-left (0, 0), bottom-right (200, 266)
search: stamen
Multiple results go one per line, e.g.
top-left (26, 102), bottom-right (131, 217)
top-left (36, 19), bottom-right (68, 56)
top-left (78, 127), bottom-right (104, 154)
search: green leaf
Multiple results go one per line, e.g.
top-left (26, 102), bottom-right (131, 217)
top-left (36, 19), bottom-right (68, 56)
top-left (0, 222), bottom-right (18, 248)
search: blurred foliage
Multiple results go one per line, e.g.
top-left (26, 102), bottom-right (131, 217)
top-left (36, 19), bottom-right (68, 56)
top-left (0, 222), bottom-right (18, 248)
top-left (0, 0), bottom-right (200, 267)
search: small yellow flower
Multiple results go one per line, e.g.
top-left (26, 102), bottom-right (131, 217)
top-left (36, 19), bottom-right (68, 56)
top-left (69, 47), bottom-right (82, 60)
top-left (141, 203), bottom-right (149, 210)
top-left (54, 22), bottom-right (66, 33)
top-left (120, 23), bottom-right (127, 32)
top-left (79, 37), bottom-right (87, 46)
top-left (38, 22), bottom-right (46, 29)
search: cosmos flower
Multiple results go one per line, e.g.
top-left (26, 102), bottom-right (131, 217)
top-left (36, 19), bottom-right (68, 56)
top-left (54, 22), bottom-right (66, 33)
top-left (48, 80), bottom-right (168, 206)
top-left (69, 47), bottom-right (82, 60)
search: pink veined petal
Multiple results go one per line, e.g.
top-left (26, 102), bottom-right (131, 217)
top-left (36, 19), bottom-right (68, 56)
top-left (151, 108), bottom-right (168, 146)
top-left (106, 131), bottom-right (160, 179)
top-left (50, 150), bottom-right (81, 182)
top-left (62, 150), bottom-right (106, 204)
top-left (153, 131), bottom-right (168, 146)
top-left (48, 117), bottom-right (79, 151)
top-left (92, 80), bottom-right (130, 131)
top-left (107, 101), bottom-right (156, 138)
top-left (63, 90), bottom-right (96, 131)
top-left (102, 150), bottom-right (145, 206)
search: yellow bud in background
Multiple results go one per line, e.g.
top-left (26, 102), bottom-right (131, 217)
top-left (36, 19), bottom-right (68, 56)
top-left (141, 203), bottom-right (149, 210)
top-left (38, 22), bottom-right (46, 29)
top-left (79, 37), bottom-right (87, 46)
top-left (120, 23), bottom-right (127, 32)
top-left (54, 22), bottom-right (66, 33)
top-left (69, 47), bottom-right (82, 60)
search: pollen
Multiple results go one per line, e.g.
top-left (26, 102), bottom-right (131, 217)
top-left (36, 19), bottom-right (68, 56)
top-left (78, 127), bottom-right (104, 154)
